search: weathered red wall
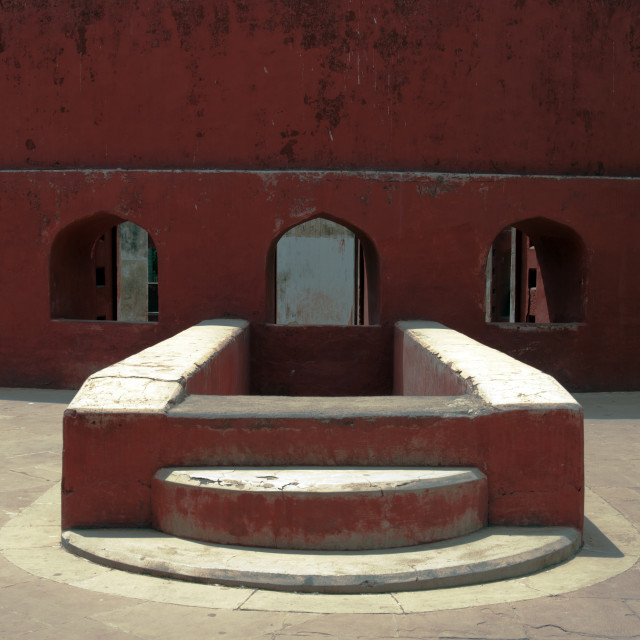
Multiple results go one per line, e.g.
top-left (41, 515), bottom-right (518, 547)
top-left (1, 1), bottom-right (639, 391)
top-left (49, 212), bottom-right (122, 320)
top-left (184, 325), bottom-right (250, 395)
top-left (1, 1), bottom-right (638, 174)
top-left (250, 324), bottom-right (392, 395)
top-left (1, 171), bottom-right (638, 391)
top-left (151, 469), bottom-right (488, 550)
top-left (62, 405), bottom-right (583, 531)
top-left (393, 326), bottom-right (470, 397)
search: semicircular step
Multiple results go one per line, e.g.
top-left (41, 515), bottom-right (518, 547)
top-left (151, 466), bottom-right (488, 550)
top-left (61, 525), bottom-right (581, 594)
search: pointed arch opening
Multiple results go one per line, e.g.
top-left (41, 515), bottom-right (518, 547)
top-left (485, 218), bottom-right (587, 324)
top-left (50, 214), bottom-right (159, 322)
top-left (266, 215), bottom-right (379, 325)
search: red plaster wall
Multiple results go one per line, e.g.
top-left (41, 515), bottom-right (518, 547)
top-left (1, 1), bottom-right (639, 391)
top-left (250, 324), bottom-right (392, 396)
top-left (393, 326), bottom-right (470, 397)
top-left (150, 470), bottom-right (488, 550)
top-left (49, 212), bottom-right (122, 320)
top-left (184, 326), bottom-right (250, 395)
top-left (61, 405), bottom-right (584, 531)
top-left (1, 171), bottom-right (639, 391)
top-left (1, 1), bottom-right (639, 174)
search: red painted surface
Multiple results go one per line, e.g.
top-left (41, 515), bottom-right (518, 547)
top-left (250, 324), bottom-right (392, 396)
top-left (2, 1), bottom-right (640, 391)
top-left (62, 405), bottom-right (583, 532)
top-left (151, 471), bottom-right (488, 550)
top-left (49, 213), bottom-right (122, 321)
top-left (185, 326), bottom-right (250, 396)
top-left (393, 326), bottom-right (469, 396)
top-left (515, 219), bottom-right (587, 324)
top-left (1, 171), bottom-right (638, 391)
top-left (524, 244), bottom-right (550, 324)
top-left (1, 1), bottom-right (638, 174)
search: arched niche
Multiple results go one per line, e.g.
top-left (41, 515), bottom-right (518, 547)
top-left (50, 214), bottom-right (159, 322)
top-left (485, 217), bottom-right (587, 324)
top-left (266, 215), bottom-right (380, 325)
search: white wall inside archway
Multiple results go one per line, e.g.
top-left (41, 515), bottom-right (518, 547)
top-left (276, 218), bottom-right (361, 325)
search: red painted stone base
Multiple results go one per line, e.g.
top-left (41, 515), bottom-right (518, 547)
top-left (151, 467), bottom-right (488, 550)
top-left (61, 320), bottom-right (583, 537)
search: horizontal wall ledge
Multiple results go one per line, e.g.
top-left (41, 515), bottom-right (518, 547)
top-left (1, 169), bottom-right (640, 181)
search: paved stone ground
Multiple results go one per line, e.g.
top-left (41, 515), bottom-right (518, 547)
top-left (0, 388), bottom-right (639, 640)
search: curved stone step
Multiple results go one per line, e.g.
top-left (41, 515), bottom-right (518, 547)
top-left (151, 466), bottom-right (488, 550)
top-left (62, 525), bottom-right (581, 594)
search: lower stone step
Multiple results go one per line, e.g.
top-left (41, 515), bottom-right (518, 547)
top-left (151, 466), bottom-right (488, 550)
top-left (62, 525), bottom-right (581, 593)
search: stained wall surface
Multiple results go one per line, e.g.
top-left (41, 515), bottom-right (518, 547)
top-left (1, 170), bottom-right (638, 391)
top-left (1, 1), bottom-right (639, 391)
top-left (1, 0), bottom-right (638, 174)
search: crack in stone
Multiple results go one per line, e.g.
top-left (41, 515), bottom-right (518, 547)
top-left (8, 469), bottom-right (52, 482)
top-left (390, 594), bottom-right (406, 615)
top-left (278, 481), bottom-right (300, 491)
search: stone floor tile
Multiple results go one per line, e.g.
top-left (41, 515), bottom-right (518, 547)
top-left (572, 564), bottom-right (640, 600)
top-left (625, 600), bottom-right (640, 617)
top-left (575, 393), bottom-right (640, 419)
top-left (72, 570), bottom-right (257, 610)
top-left (0, 440), bottom-right (60, 460)
top-left (2, 499), bottom-right (60, 529)
top-left (0, 524), bottom-right (61, 547)
top-left (90, 603), bottom-right (315, 640)
top-left (273, 637), bottom-right (418, 640)
top-left (0, 486), bottom-right (53, 527)
top-left (240, 589), bottom-right (402, 614)
top-left (13, 617), bottom-right (142, 640)
top-left (393, 579), bottom-right (541, 613)
top-left (392, 606), bottom-right (528, 640)
top-left (0, 577), bottom-right (139, 624)
top-left (594, 487), bottom-right (640, 524)
top-left (512, 596), bottom-right (640, 638)
top-left (0, 388), bottom-right (76, 403)
top-left (523, 555), bottom-right (638, 597)
top-left (264, 611), bottom-right (404, 638)
top-left (0, 610), bottom-right (52, 637)
top-left (582, 489), bottom-right (640, 554)
top-left (0, 469), bottom-right (53, 492)
top-left (2, 546), bottom-right (112, 583)
top-left (520, 632), bottom-right (624, 640)
top-left (0, 554), bottom-right (38, 587)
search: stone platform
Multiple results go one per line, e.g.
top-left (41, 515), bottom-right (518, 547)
top-left (1, 389), bottom-right (638, 639)
top-left (62, 319), bottom-right (583, 535)
top-left (59, 319), bottom-right (585, 593)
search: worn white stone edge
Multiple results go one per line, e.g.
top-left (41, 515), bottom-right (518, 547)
top-left (67, 319), bottom-right (248, 414)
top-left (59, 526), bottom-right (580, 594)
top-left (396, 321), bottom-right (580, 411)
top-left (155, 466), bottom-right (486, 494)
